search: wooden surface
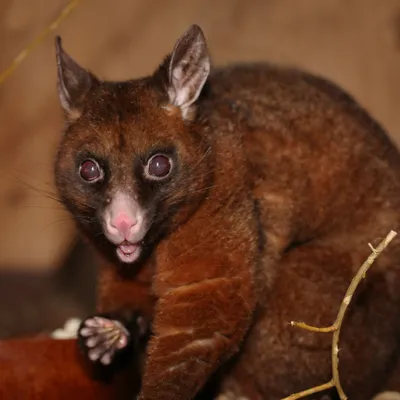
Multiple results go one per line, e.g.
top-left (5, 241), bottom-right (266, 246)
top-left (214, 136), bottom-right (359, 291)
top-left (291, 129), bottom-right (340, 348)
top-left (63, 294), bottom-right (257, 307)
top-left (2, 0), bottom-right (400, 270)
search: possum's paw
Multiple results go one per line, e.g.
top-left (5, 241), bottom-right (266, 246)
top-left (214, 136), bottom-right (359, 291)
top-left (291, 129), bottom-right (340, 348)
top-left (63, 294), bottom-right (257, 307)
top-left (78, 316), bottom-right (130, 366)
top-left (77, 311), bottom-right (149, 381)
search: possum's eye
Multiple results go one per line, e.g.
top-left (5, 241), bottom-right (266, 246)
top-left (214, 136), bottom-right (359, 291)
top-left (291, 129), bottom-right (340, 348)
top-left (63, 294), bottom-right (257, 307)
top-left (144, 154), bottom-right (172, 180)
top-left (79, 159), bottom-right (104, 183)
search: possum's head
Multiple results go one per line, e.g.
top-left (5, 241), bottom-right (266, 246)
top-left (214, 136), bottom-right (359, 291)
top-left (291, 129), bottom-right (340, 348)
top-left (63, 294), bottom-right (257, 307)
top-left (54, 25), bottom-right (213, 265)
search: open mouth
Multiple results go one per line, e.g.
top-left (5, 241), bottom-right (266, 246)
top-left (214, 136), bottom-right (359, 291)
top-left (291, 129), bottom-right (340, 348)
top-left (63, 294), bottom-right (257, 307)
top-left (116, 242), bottom-right (141, 263)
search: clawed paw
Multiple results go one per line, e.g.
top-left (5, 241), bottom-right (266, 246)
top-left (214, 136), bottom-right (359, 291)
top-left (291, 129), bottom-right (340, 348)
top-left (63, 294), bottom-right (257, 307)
top-left (78, 316), bottom-right (130, 366)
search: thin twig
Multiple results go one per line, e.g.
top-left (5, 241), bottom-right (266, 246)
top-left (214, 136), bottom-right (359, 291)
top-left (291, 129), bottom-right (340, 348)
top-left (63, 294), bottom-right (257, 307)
top-left (284, 230), bottom-right (397, 400)
top-left (331, 230), bottom-right (397, 399)
top-left (290, 321), bottom-right (336, 333)
top-left (281, 380), bottom-right (335, 400)
top-left (0, 0), bottom-right (83, 85)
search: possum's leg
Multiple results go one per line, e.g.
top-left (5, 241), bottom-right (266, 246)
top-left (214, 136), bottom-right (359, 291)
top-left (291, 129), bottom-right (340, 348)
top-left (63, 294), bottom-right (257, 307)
top-left (77, 310), bottom-right (149, 375)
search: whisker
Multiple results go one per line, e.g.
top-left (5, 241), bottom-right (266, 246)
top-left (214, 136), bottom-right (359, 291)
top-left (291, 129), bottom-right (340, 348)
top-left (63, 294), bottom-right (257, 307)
top-left (38, 214), bottom-right (98, 233)
top-left (20, 205), bottom-right (67, 211)
top-left (0, 171), bottom-right (97, 211)
top-left (92, 230), bottom-right (106, 238)
top-left (178, 169), bottom-right (215, 185)
top-left (189, 146), bottom-right (212, 173)
top-left (38, 218), bottom-right (78, 233)
top-left (4, 177), bottom-right (63, 205)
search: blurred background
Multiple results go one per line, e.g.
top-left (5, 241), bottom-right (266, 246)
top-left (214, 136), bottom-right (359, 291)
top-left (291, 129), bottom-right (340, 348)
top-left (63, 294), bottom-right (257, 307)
top-left (1, 0), bottom-right (400, 338)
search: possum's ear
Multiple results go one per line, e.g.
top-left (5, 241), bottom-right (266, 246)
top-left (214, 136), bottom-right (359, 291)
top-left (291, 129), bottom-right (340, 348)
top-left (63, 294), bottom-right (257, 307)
top-left (166, 25), bottom-right (210, 119)
top-left (55, 36), bottom-right (97, 121)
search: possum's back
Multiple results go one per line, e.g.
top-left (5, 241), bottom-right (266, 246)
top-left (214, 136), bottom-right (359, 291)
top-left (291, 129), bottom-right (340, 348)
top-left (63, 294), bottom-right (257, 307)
top-left (207, 63), bottom-right (398, 160)
top-left (204, 63), bottom-right (400, 241)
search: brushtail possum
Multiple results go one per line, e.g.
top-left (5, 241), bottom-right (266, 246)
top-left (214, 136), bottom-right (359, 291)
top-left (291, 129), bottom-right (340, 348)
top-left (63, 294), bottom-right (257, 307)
top-left (54, 24), bottom-right (400, 399)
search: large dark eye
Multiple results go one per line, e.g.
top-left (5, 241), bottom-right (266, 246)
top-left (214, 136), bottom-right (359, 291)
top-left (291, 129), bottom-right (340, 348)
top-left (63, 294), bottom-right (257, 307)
top-left (79, 159), bottom-right (103, 182)
top-left (145, 154), bottom-right (172, 180)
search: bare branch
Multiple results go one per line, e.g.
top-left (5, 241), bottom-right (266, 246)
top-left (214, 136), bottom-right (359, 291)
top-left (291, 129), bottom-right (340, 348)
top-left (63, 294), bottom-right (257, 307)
top-left (289, 321), bottom-right (336, 333)
top-left (284, 230), bottom-right (398, 400)
top-left (281, 380), bottom-right (335, 400)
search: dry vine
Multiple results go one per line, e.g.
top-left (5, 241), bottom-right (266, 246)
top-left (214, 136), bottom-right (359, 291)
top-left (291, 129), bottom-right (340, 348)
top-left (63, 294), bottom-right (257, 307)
top-left (281, 230), bottom-right (398, 400)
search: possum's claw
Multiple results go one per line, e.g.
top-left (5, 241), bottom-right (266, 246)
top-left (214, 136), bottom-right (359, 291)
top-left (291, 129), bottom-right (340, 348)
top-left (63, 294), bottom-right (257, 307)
top-left (79, 316), bottom-right (130, 365)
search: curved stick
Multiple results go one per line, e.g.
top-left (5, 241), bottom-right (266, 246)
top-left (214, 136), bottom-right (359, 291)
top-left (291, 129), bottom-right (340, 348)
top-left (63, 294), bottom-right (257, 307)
top-left (284, 230), bottom-right (398, 400)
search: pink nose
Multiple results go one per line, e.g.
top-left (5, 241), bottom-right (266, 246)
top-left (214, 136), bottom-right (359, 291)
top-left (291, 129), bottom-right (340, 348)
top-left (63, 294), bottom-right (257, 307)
top-left (110, 214), bottom-right (137, 239)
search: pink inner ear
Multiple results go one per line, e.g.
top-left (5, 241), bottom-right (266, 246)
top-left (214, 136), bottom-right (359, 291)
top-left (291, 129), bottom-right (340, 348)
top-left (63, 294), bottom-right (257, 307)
top-left (56, 35), bottom-right (95, 119)
top-left (167, 25), bottom-right (210, 112)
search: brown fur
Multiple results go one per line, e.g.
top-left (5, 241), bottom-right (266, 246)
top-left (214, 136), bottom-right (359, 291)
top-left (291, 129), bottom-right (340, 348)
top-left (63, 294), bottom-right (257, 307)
top-left (55, 26), bottom-right (400, 399)
top-left (55, 59), bottom-right (258, 399)
top-left (0, 337), bottom-right (115, 399)
top-left (4, 25), bottom-right (400, 400)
